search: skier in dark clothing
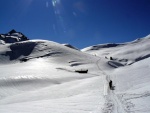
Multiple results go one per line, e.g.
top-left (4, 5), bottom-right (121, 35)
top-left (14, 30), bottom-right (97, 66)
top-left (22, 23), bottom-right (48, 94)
top-left (109, 80), bottom-right (112, 90)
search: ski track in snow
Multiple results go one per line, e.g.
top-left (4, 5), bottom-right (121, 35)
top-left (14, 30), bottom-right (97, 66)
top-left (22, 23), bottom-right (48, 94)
top-left (96, 58), bottom-right (126, 113)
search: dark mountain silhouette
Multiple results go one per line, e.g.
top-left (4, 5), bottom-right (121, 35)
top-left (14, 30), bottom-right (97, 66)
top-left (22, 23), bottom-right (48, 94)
top-left (0, 29), bottom-right (29, 44)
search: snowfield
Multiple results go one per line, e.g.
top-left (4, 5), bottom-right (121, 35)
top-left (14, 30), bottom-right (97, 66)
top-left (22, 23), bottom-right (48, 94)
top-left (0, 35), bottom-right (150, 113)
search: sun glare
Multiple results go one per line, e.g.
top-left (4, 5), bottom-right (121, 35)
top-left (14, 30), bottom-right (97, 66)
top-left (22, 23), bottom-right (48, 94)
top-left (52, 0), bottom-right (61, 7)
top-left (51, 0), bottom-right (67, 34)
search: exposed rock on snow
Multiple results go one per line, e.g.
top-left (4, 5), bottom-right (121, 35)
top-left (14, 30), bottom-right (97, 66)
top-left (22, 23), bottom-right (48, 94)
top-left (62, 43), bottom-right (79, 50)
top-left (108, 61), bottom-right (124, 68)
top-left (0, 29), bottom-right (29, 43)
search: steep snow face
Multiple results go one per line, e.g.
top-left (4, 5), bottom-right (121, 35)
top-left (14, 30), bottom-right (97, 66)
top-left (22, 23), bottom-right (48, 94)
top-left (82, 35), bottom-right (150, 65)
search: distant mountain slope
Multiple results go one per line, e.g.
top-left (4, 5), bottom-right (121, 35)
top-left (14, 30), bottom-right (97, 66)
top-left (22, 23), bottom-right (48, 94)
top-left (82, 35), bottom-right (150, 65)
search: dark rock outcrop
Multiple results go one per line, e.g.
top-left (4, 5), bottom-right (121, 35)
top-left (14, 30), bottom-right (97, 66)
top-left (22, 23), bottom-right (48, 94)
top-left (0, 29), bottom-right (29, 44)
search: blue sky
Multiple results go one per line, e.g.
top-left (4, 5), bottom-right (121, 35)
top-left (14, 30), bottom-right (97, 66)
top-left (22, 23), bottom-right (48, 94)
top-left (0, 0), bottom-right (150, 48)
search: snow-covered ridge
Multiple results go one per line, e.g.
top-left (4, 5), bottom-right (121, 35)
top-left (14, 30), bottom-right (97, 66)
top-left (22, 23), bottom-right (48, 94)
top-left (0, 39), bottom-right (96, 64)
top-left (82, 35), bottom-right (150, 52)
top-left (82, 34), bottom-right (150, 65)
top-left (82, 43), bottom-right (124, 52)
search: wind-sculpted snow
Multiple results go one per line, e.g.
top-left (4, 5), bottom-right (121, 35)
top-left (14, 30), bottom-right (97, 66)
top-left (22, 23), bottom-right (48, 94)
top-left (0, 76), bottom-right (60, 88)
top-left (0, 74), bottom-right (97, 93)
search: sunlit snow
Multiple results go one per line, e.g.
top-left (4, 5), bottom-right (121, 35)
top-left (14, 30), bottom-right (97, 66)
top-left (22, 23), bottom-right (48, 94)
top-left (0, 34), bottom-right (150, 113)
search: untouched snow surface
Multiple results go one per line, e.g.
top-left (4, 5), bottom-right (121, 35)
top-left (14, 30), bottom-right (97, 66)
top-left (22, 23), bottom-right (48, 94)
top-left (0, 35), bottom-right (150, 113)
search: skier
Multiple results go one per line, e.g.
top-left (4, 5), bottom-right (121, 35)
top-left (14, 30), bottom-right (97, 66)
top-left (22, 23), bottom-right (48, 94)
top-left (109, 80), bottom-right (112, 90)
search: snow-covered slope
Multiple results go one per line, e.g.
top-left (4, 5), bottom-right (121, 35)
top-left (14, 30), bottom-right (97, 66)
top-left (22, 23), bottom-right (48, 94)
top-left (0, 40), bottom-right (95, 64)
top-left (82, 35), bottom-right (150, 65)
top-left (0, 39), bottom-right (106, 113)
top-left (0, 33), bottom-right (150, 113)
